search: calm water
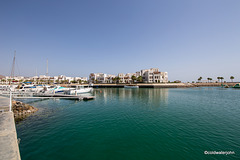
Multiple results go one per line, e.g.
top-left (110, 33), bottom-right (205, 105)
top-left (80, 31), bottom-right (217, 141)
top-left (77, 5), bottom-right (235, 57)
top-left (16, 88), bottom-right (240, 160)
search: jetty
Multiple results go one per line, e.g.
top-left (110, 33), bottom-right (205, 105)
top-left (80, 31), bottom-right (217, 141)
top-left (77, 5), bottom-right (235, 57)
top-left (0, 96), bottom-right (21, 160)
top-left (14, 93), bottom-right (95, 101)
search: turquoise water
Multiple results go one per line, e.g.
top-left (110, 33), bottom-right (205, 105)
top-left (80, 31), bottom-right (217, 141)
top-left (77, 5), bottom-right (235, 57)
top-left (16, 88), bottom-right (240, 160)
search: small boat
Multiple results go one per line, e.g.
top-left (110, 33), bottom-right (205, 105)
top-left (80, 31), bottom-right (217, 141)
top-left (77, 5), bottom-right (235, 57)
top-left (18, 84), bottom-right (37, 92)
top-left (65, 85), bottom-right (93, 95)
top-left (221, 84), bottom-right (229, 88)
top-left (233, 83), bottom-right (240, 89)
top-left (44, 86), bottom-right (69, 94)
top-left (124, 85), bottom-right (139, 89)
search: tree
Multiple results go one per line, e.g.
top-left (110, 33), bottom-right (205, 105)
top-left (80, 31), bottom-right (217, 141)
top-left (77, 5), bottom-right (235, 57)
top-left (207, 77), bottom-right (212, 83)
top-left (217, 77), bottom-right (220, 82)
top-left (230, 76), bottom-right (234, 82)
top-left (131, 75), bottom-right (136, 83)
top-left (137, 76), bottom-right (143, 83)
top-left (112, 77), bottom-right (117, 84)
top-left (116, 77), bottom-right (120, 84)
top-left (198, 77), bottom-right (202, 83)
top-left (77, 79), bottom-right (82, 84)
top-left (207, 78), bottom-right (210, 83)
top-left (91, 78), bottom-right (95, 83)
top-left (71, 80), bottom-right (77, 84)
top-left (209, 78), bottom-right (212, 83)
top-left (220, 77), bottom-right (224, 83)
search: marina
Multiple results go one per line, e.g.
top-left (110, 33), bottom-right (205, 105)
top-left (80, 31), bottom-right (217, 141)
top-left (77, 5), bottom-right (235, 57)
top-left (0, 84), bottom-right (95, 101)
top-left (16, 88), bottom-right (240, 160)
top-left (1, 0), bottom-right (240, 159)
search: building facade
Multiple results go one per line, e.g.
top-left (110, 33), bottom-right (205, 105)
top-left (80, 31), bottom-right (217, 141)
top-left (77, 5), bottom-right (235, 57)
top-left (141, 68), bottom-right (168, 83)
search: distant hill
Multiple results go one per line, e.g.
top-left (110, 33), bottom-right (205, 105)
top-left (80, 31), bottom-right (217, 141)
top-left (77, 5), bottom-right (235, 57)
top-left (0, 75), bottom-right (5, 79)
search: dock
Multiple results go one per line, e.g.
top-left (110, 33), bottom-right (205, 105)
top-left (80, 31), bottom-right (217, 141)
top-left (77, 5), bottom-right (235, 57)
top-left (0, 96), bottom-right (21, 160)
top-left (14, 93), bottom-right (95, 101)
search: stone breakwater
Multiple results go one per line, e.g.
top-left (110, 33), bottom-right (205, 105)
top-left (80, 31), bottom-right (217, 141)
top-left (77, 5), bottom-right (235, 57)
top-left (12, 101), bottom-right (38, 122)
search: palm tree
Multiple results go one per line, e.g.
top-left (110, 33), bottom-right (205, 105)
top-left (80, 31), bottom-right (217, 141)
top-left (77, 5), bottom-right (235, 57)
top-left (207, 78), bottom-right (210, 83)
top-left (230, 76), bottom-right (234, 82)
top-left (112, 77), bottom-right (116, 84)
top-left (207, 78), bottom-right (212, 83)
top-left (220, 77), bottom-right (224, 83)
top-left (116, 77), bottom-right (120, 84)
top-left (209, 78), bottom-right (212, 83)
top-left (131, 75), bottom-right (136, 83)
top-left (217, 77), bottom-right (220, 82)
top-left (137, 76), bottom-right (143, 83)
top-left (91, 78), bottom-right (95, 83)
top-left (77, 79), bottom-right (82, 84)
top-left (198, 77), bottom-right (202, 83)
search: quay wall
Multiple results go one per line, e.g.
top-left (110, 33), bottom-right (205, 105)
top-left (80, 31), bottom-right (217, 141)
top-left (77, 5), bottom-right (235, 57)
top-left (61, 82), bottom-right (239, 88)
top-left (0, 96), bottom-right (21, 160)
top-left (91, 83), bottom-right (239, 88)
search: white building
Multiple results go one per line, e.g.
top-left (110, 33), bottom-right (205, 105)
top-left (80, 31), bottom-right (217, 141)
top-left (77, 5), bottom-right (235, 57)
top-left (117, 73), bottom-right (125, 83)
top-left (105, 74), bottom-right (116, 83)
top-left (89, 73), bottom-right (108, 83)
top-left (75, 77), bottom-right (88, 83)
top-left (141, 68), bottom-right (168, 83)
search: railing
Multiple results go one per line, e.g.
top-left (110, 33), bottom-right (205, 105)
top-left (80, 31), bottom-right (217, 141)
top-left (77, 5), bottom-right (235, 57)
top-left (9, 88), bottom-right (12, 112)
top-left (0, 89), bottom-right (33, 112)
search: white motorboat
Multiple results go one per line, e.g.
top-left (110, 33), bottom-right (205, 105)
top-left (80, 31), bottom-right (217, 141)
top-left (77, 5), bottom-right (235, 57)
top-left (43, 86), bottom-right (70, 94)
top-left (65, 85), bottom-right (93, 95)
top-left (124, 85), bottom-right (139, 89)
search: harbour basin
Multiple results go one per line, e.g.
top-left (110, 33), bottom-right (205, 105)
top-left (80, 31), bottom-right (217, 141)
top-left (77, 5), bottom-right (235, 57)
top-left (16, 87), bottom-right (240, 160)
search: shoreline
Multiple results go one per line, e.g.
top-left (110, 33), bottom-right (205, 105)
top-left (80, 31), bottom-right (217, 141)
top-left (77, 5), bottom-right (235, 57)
top-left (61, 82), bottom-right (239, 88)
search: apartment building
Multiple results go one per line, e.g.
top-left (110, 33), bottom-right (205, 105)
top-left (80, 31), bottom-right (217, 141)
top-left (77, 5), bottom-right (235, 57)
top-left (89, 73), bottom-right (108, 83)
top-left (141, 68), bottom-right (168, 83)
top-left (105, 74), bottom-right (116, 83)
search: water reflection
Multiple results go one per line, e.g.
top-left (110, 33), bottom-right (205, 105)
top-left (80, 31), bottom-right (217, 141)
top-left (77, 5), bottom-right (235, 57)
top-left (94, 88), bottom-right (169, 108)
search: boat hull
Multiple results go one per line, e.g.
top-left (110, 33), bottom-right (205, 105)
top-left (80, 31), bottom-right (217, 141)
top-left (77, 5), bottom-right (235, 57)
top-left (124, 85), bottom-right (139, 89)
top-left (67, 88), bottom-right (93, 95)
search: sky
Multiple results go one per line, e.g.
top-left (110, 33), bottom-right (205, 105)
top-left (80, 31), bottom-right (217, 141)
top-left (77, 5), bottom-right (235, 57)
top-left (0, 0), bottom-right (240, 82)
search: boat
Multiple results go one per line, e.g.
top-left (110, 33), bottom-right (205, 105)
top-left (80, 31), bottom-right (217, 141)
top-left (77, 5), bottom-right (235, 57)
top-left (65, 85), bottom-right (93, 95)
top-left (221, 84), bottom-right (229, 88)
top-left (124, 85), bottom-right (139, 89)
top-left (18, 84), bottom-right (37, 92)
top-left (233, 83), bottom-right (240, 88)
top-left (44, 86), bottom-right (70, 94)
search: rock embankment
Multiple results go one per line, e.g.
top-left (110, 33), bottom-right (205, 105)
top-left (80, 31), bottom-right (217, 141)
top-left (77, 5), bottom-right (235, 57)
top-left (12, 101), bottom-right (38, 122)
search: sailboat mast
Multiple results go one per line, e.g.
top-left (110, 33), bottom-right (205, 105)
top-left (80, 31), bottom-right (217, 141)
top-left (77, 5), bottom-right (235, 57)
top-left (46, 59), bottom-right (48, 76)
top-left (10, 51), bottom-right (16, 79)
top-left (9, 51), bottom-right (16, 85)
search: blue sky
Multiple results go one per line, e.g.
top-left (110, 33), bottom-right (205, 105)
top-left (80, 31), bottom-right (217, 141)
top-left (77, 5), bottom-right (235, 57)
top-left (0, 0), bottom-right (240, 82)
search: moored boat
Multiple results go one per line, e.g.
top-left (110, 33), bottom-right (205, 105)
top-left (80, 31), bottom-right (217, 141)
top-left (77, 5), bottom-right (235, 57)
top-left (233, 83), bottom-right (240, 88)
top-left (65, 85), bottom-right (93, 95)
top-left (124, 85), bottom-right (139, 89)
top-left (44, 86), bottom-right (70, 94)
top-left (221, 84), bottom-right (229, 88)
